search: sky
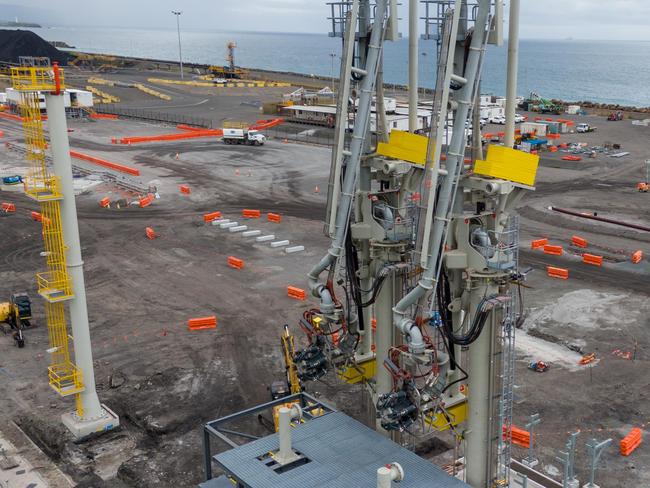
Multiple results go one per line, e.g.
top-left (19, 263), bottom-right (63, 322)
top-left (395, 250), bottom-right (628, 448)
top-left (5, 0), bottom-right (650, 41)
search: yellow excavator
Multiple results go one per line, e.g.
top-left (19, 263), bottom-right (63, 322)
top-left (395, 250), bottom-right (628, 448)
top-left (0, 293), bottom-right (32, 348)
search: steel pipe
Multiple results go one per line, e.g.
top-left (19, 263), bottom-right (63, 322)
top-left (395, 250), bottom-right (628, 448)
top-left (549, 206), bottom-right (650, 233)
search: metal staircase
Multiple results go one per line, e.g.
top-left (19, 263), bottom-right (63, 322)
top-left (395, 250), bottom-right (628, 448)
top-left (11, 61), bottom-right (85, 416)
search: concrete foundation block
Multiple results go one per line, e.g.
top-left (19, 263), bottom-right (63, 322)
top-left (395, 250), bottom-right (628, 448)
top-left (270, 240), bottom-right (290, 248)
top-left (256, 235), bottom-right (275, 242)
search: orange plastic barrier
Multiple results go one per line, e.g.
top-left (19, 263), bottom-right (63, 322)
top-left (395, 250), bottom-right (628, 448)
top-left (620, 428), bottom-right (642, 456)
top-left (583, 254), bottom-right (603, 266)
top-left (30, 211), bottom-right (42, 221)
top-left (632, 250), bottom-right (643, 264)
top-left (503, 425), bottom-right (531, 448)
top-left (546, 133), bottom-right (561, 139)
top-left (545, 118), bottom-right (553, 122)
top-left (534, 116), bottom-right (543, 121)
top-left (571, 235), bottom-right (588, 248)
top-left (99, 197), bottom-right (110, 208)
top-left (531, 238), bottom-right (548, 249)
top-left (228, 256), bottom-right (244, 269)
top-left (242, 209), bottom-right (261, 218)
top-left (267, 212), bottom-right (282, 223)
top-left (145, 227), bottom-right (157, 239)
top-left (187, 316), bottom-right (217, 331)
top-left (203, 211), bottom-right (222, 223)
top-left (179, 185), bottom-right (191, 194)
top-left (1, 202), bottom-right (16, 213)
top-left (287, 286), bottom-right (306, 301)
top-left (559, 143), bottom-right (568, 149)
top-left (547, 266), bottom-right (569, 279)
top-left (120, 129), bottom-right (223, 145)
top-left (139, 195), bottom-right (154, 208)
top-left (90, 113), bottom-right (119, 120)
top-left (549, 146), bottom-right (558, 152)
top-left (543, 245), bottom-right (563, 256)
top-left (580, 353), bottom-right (596, 365)
top-left (69, 150), bottom-right (140, 176)
top-left (562, 156), bottom-right (582, 161)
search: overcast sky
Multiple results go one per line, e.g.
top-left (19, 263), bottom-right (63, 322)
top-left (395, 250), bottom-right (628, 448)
top-left (9, 0), bottom-right (650, 40)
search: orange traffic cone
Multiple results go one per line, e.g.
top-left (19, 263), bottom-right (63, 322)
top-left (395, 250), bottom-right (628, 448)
top-left (175, 153), bottom-right (180, 160)
top-left (314, 186), bottom-right (320, 193)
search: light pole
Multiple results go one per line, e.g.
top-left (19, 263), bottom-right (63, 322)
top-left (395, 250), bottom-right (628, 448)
top-left (329, 52), bottom-right (337, 90)
top-left (172, 10), bottom-right (184, 80)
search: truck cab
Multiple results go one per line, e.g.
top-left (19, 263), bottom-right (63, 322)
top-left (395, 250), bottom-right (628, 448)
top-left (222, 128), bottom-right (266, 146)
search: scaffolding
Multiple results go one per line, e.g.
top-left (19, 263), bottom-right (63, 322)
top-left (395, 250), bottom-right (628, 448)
top-left (11, 61), bottom-right (85, 415)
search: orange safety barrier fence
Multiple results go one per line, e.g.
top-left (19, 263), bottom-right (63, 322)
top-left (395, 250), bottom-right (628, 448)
top-left (30, 211), bottom-right (42, 221)
top-left (531, 238), bottom-right (548, 249)
top-left (632, 250), bottom-right (643, 264)
top-left (187, 316), bottom-right (217, 331)
top-left (287, 286), bottom-right (306, 301)
top-left (70, 150), bottom-right (140, 176)
top-left (549, 146), bottom-right (558, 152)
top-left (145, 227), bottom-right (157, 239)
top-left (0, 112), bottom-right (23, 122)
top-left (562, 156), bottom-right (582, 161)
top-left (99, 197), bottom-right (110, 208)
top-left (267, 212), bottom-right (281, 223)
top-left (242, 209), bottom-right (261, 218)
top-left (583, 253), bottom-right (603, 266)
top-left (503, 425), bottom-right (531, 448)
top-left (547, 266), bottom-right (569, 279)
top-left (228, 256), bottom-right (244, 269)
top-left (620, 428), bottom-right (642, 456)
top-left (543, 244), bottom-right (563, 256)
top-left (179, 185), bottom-right (191, 194)
top-left (120, 129), bottom-right (223, 145)
top-left (571, 235), bottom-right (588, 248)
top-left (203, 211), bottom-right (222, 223)
top-left (250, 118), bottom-right (284, 130)
top-left (545, 118), bottom-right (554, 122)
top-left (1, 202), bottom-right (16, 212)
top-left (90, 113), bottom-right (119, 120)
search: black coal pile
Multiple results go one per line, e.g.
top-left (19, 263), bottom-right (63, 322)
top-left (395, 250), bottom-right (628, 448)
top-left (0, 29), bottom-right (71, 64)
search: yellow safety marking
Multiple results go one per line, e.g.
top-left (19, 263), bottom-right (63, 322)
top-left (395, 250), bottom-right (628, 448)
top-left (424, 399), bottom-right (468, 431)
top-left (337, 358), bottom-right (376, 384)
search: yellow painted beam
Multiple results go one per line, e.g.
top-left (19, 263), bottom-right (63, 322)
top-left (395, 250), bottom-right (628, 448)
top-left (338, 358), bottom-right (376, 384)
top-left (376, 130), bottom-right (430, 165)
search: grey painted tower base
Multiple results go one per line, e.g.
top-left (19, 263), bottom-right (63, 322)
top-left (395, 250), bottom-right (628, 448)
top-left (61, 404), bottom-right (120, 440)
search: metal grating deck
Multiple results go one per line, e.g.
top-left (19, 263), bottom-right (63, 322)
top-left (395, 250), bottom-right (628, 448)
top-left (214, 411), bottom-right (470, 488)
top-left (199, 475), bottom-right (236, 487)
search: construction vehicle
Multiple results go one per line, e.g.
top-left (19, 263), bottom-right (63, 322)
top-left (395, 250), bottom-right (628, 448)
top-left (222, 128), bottom-right (266, 146)
top-left (637, 182), bottom-right (649, 192)
top-left (208, 41), bottom-right (246, 79)
top-left (607, 111), bottom-right (623, 121)
top-left (576, 123), bottom-right (596, 133)
top-left (523, 92), bottom-right (563, 115)
top-left (270, 324), bottom-right (302, 400)
top-left (2, 175), bottom-right (22, 185)
top-left (0, 293), bottom-right (32, 348)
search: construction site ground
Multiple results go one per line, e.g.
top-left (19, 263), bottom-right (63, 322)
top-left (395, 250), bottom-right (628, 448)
top-left (0, 68), bottom-right (649, 487)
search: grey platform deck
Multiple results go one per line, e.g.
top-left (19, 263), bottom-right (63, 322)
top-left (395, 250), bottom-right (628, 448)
top-left (213, 411), bottom-right (470, 488)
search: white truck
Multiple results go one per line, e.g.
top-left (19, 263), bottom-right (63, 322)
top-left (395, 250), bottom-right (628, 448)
top-left (222, 128), bottom-right (266, 146)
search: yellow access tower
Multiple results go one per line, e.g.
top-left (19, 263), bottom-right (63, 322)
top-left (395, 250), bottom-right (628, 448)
top-left (11, 58), bottom-right (118, 438)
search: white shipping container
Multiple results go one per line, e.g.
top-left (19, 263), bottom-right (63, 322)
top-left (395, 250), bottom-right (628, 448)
top-left (520, 122), bottom-right (547, 137)
top-left (566, 105), bottom-right (581, 115)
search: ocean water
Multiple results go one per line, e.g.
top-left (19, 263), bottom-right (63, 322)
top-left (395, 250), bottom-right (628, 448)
top-left (21, 26), bottom-right (650, 107)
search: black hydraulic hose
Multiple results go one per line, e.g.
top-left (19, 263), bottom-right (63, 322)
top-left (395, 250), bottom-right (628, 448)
top-left (550, 206), bottom-right (650, 233)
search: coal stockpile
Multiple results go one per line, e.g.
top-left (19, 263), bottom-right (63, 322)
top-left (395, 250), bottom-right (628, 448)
top-left (0, 29), bottom-right (71, 64)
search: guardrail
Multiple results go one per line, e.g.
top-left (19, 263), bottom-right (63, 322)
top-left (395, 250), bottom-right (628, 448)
top-left (94, 103), bottom-right (213, 128)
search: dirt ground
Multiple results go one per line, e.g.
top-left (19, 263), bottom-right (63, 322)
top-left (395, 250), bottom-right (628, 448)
top-left (1, 69), bottom-right (649, 487)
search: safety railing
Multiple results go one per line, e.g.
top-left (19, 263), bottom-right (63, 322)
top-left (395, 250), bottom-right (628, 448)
top-left (48, 362), bottom-right (85, 397)
top-left (372, 200), bottom-right (417, 242)
top-left (11, 66), bottom-right (63, 91)
top-left (37, 271), bottom-right (73, 302)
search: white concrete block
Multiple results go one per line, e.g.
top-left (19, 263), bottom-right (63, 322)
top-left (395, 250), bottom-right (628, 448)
top-left (285, 246), bottom-right (305, 253)
top-left (242, 230), bottom-right (262, 237)
top-left (220, 222), bottom-right (238, 229)
top-left (211, 219), bottom-right (230, 226)
top-left (229, 225), bottom-right (248, 232)
top-left (256, 235), bottom-right (275, 242)
top-left (270, 240), bottom-right (290, 248)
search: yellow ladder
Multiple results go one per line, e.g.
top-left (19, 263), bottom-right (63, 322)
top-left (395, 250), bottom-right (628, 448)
top-left (11, 66), bottom-right (85, 415)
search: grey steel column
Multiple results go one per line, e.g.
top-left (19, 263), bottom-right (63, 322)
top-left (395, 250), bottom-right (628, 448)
top-left (504, 0), bottom-right (520, 147)
top-left (45, 93), bottom-right (103, 420)
top-left (408, 0), bottom-right (418, 132)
